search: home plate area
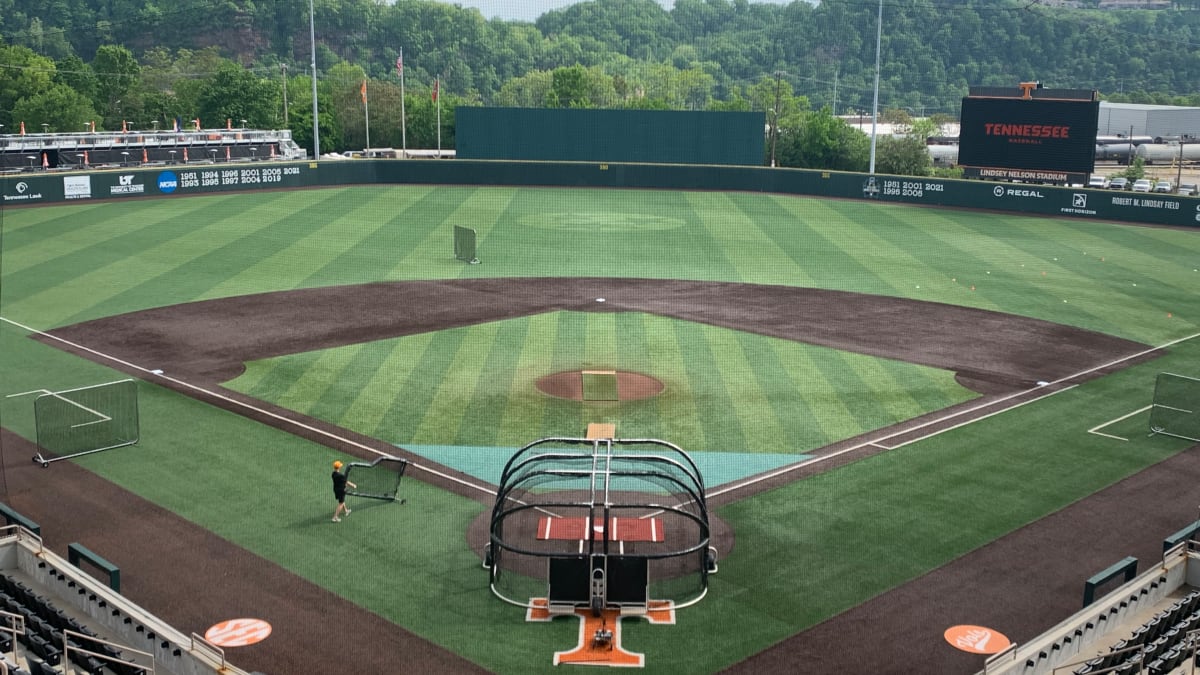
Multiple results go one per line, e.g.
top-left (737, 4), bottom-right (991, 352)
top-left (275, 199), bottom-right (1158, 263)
top-left (526, 597), bottom-right (676, 667)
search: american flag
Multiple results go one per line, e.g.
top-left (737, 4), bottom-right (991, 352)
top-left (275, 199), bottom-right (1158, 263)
top-left (396, 54), bottom-right (403, 77)
top-left (432, 78), bottom-right (439, 102)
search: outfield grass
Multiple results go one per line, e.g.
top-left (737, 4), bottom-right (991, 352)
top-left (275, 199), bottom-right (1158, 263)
top-left (3, 185), bottom-right (1200, 673)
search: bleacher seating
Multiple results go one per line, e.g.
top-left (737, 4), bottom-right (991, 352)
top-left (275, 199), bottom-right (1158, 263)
top-left (0, 571), bottom-right (139, 675)
top-left (1073, 589), bottom-right (1200, 674)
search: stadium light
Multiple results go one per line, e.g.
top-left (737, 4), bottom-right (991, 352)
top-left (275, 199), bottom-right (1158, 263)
top-left (868, 0), bottom-right (883, 175)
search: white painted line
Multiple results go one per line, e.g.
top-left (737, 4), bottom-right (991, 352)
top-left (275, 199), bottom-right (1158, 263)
top-left (887, 385), bottom-right (1076, 450)
top-left (1087, 405), bottom-right (1152, 442)
top-left (0, 315), bottom-right (497, 497)
top-left (709, 331), bottom-right (1200, 500)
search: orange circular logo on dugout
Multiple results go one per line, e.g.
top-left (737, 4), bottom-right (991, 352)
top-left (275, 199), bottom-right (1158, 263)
top-left (944, 624), bottom-right (1011, 654)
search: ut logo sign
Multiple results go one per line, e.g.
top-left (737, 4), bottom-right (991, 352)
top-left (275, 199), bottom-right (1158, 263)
top-left (119, 175), bottom-right (134, 186)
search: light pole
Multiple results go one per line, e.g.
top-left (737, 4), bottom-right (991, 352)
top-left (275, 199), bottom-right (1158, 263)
top-left (209, 149), bottom-right (218, 163)
top-left (120, 151), bottom-right (130, 166)
top-left (770, 70), bottom-right (785, 168)
top-left (249, 146), bottom-right (257, 161)
top-left (309, 0), bottom-right (320, 159)
top-left (26, 155), bottom-right (36, 169)
top-left (240, 119), bottom-right (247, 130)
top-left (868, 0), bottom-right (883, 175)
top-left (169, 150), bottom-right (177, 164)
top-left (76, 153), bottom-right (85, 168)
top-left (41, 123), bottom-right (49, 134)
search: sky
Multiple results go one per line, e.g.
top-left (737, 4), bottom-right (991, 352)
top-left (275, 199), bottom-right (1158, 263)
top-left (449, 0), bottom-right (794, 23)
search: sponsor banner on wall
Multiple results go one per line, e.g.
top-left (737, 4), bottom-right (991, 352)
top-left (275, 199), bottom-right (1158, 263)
top-left (110, 174), bottom-right (146, 195)
top-left (63, 175), bottom-right (92, 200)
top-left (3, 180), bottom-right (44, 203)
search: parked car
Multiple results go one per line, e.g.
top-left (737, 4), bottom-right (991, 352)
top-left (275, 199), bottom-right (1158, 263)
top-left (1131, 178), bottom-right (1153, 193)
top-left (1152, 180), bottom-right (1173, 193)
top-left (1087, 175), bottom-right (1109, 189)
top-left (1108, 177), bottom-right (1129, 190)
top-left (1178, 183), bottom-right (1198, 196)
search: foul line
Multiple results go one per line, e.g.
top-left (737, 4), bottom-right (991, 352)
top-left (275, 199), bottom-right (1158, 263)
top-left (0, 316), bottom-right (497, 498)
top-left (709, 330), bottom-right (1200, 500)
top-left (1087, 405), bottom-right (1153, 442)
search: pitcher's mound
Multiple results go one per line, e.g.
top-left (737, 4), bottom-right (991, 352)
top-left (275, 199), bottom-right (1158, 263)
top-left (536, 371), bottom-right (665, 401)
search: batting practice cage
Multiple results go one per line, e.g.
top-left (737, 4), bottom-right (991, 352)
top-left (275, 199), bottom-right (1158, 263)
top-left (1149, 372), bottom-right (1200, 443)
top-left (486, 437), bottom-right (716, 615)
top-left (28, 379), bottom-right (140, 467)
top-left (344, 456), bottom-right (408, 501)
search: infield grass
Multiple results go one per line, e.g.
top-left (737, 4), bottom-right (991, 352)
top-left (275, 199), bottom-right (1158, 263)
top-left (3, 185), bottom-right (1200, 673)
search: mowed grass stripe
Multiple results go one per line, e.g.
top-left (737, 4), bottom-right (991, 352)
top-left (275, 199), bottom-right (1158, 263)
top-left (702, 325), bottom-right (788, 452)
top-left (541, 311), bottom-right (588, 438)
top-left (498, 313), bottom-right (558, 446)
top-left (9, 192), bottom-right (304, 326)
top-left (453, 316), bottom-right (529, 446)
top-left (846, 353), bottom-right (971, 424)
top-left (775, 342), bottom-right (861, 445)
top-left (609, 312), bottom-right (662, 439)
top-left (741, 195), bottom-right (896, 294)
top-left (584, 311), bottom-right (617, 368)
top-left (200, 187), bottom-right (428, 300)
top-left (672, 319), bottom-right (745, 451)
top-left (395, 188), bottom-right (514, 280)
top-left (805, 345), bottom-right (884, 438)
top-left (302, 187), bottom-right (479, 287)
top-left (339, 332), bottom-right (435, 438)
top-left (738, 334), bottom-right (821, 452)
top-left (373, 327), bottom-right (467, 443)
top-left (686, 192), bottom-right (811, 285)
top-left (934, 210), bottom-right (1173, 334)
top-left (244, 350), bottom-right (323, 402)
top-left (864, 205), bottom-right (1131, 335)
top-left (273, 343), bottom-right (365, 415)
top-left (411, 321), bottom-right (500, 443)
top-left (66, 190), bottom-right (365, 327)
top-left (990, 217), bottom-right (1197, 340)
top-left (1, 196), bottom-right (238, 302)
top-left (638, 314), bottom-right (702, 448)
top-left (770, 196), bottom-right (946, 297)
top-left (1, 200), bottom-right (206, 273)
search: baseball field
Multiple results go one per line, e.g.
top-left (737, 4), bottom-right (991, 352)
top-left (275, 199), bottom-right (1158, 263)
top-left (1, 183), bottom-right (1199, 674)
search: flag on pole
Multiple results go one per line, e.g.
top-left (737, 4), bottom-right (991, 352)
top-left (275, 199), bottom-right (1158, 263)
top-left (89, 121), bottom-right (95, 133)
top-left (173, 117), bottom-right (180, 132)
top-left (432, 78), bottom-right (439, 102)
top-left (226, 146), bottom-right (231, 161)
top-left (42, 153), bottom-right (48, 169)
top-left (122, 120), bottom-right (128, 133)
top-left (193, 118), bottom-right (201, 131)
top-left (19, 121), bottom-right (25, 135)
top-left (143, 148), bottom-right (148, 163)
top-left (361, 79), bottom-right (368, 105)
top-left (395, 55), bottom-right (403, 77)
top-left (183, 147), bottom-right (188, 162)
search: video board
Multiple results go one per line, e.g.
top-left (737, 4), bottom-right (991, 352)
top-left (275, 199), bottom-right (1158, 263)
top-left (958, 97), bottom-right (1099, 183)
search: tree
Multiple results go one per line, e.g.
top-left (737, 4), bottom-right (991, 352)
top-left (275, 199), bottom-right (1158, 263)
top-left (11, 83), bottom-right (98, 134)
top-left (92, 45), bottom-right (142, 129)
top-left (779, 106), bottom-right (868, 171)
top-left (0, 44), bottom-right (56, 129)
top-left (196, 62), bottom-right (280, 129)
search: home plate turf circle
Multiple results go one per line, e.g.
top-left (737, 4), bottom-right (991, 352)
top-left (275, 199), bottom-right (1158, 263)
top-left (520, 212), bottom-right (686, 232)
top-left (536, 370), bottom-right (666, 401)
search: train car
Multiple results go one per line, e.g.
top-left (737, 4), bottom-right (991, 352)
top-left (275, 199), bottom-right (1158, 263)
top-left (1134, 143), bottom-right (1200, 164)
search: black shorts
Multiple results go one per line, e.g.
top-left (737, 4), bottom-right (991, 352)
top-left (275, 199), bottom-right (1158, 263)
top-left (334, 490), bottom-right (346, 503)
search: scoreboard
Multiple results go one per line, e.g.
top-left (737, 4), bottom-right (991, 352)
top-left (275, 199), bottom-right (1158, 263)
top-left (958, 85), bottom-right (1100, 184)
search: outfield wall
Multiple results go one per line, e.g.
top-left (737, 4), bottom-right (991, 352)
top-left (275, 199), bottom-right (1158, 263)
top-left (2, 160), bottom-right (1197, 228)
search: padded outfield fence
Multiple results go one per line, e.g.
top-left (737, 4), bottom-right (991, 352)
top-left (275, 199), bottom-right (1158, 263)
top-left (487, 437), bottom-right (715, 615)
top-left (1149, 373), bottom-right (1200, 443)
top-left (25, 379), bottom-right (140, 467)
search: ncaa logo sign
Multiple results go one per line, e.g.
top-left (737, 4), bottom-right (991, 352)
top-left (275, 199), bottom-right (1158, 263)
top-left (157, 171), bottom-right (178, 194)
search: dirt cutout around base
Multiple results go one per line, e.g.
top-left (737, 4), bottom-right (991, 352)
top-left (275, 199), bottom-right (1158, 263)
top-left (536, 370), bottom-right (665, 401)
